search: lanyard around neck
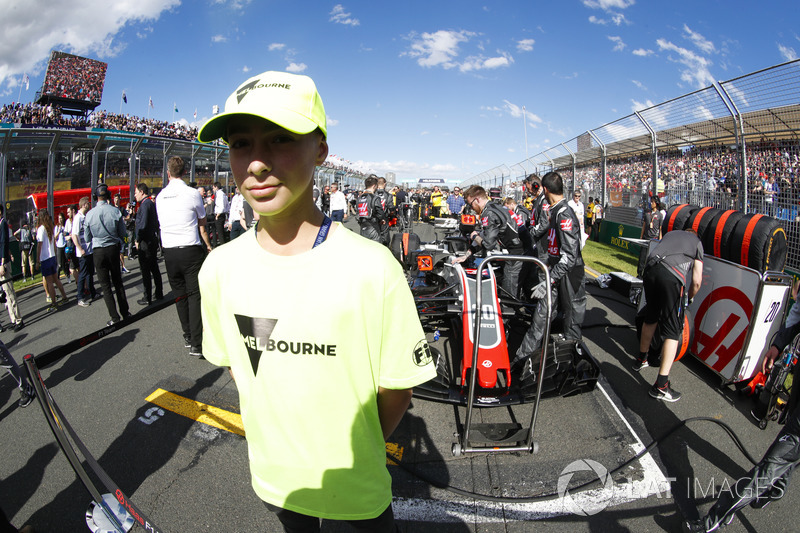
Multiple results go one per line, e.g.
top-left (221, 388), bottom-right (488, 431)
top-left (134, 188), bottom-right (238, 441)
top-left (253, 215), bottom-right (332, 249)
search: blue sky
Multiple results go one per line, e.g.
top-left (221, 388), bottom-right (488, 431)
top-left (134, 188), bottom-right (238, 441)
top-left (1, 0), bottom-right (798, 184)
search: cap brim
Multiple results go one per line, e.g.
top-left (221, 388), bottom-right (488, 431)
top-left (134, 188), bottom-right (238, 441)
top-left (198, 108), bottom-right (320, 144)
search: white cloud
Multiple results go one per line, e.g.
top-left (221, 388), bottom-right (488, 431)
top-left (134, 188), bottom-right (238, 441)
top-left (632, 48), bottom-right (654, 56)
top-left (212, 0), bottom-right (252, 10)
top-left (405, 30), bottom-right (474, 69)
top-left (355, 159), bottom-right (460, 180)
top-left (326, 116), bottom-right (339, 127)
top-left (589, 13), bottom-right (628, 25)
top-left (632, 80), bottom-right (646, 90)
top-left (657, 38), bottom-right (716, 89)
top-left (552, 71), bottom-right (579, 80)
top-left (610, 13), bottom-right (628, 25)
top-left (503, 100), bottom-right (543, 127)
top-left (682, 24), bottom-right (715, 54)
top-left (582, 0), bottom-right (635, 9)
top-left (329, 4), bottom-right (360, 26)
top-left (286, 62), bottom-right (307, 73)
top-left (0, 0), bottom-right (180, 90)
top-left (268, 43), bottom-right (286, 51)
top-left (242, 65), bottom-right (251, 73)
top-left (631, 99), bottom-right (655, 112)
top-left (460, 52), bottom-right (513, 72)
top-left (778, 43), bottom-right (798, 62)
top-left (211, 34), bottom-right (227, 43)
top-left (517, 39), bottom-right (535, 52)
top-left (608, 35), bottom-right (626, 52)
top-left (136, 26), bottom-right (154, 39)
top-left (404, 30), bottom-right (513, 72)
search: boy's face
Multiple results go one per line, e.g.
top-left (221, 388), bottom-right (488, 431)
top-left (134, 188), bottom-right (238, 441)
top-left (227, 115), bottom-right (328, 218)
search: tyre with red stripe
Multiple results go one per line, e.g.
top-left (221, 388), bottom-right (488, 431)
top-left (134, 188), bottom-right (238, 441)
top-left (686, 206), bottom-right (722, 239)
top-left (675, 310), bottom-right (693, 363)
top-left (635, 310), bottom-right (693, 362)
top-left (661, 204), bottom-right (701, 236)
top-left (724, 213), bottom-right (787, 272)
top-left (702, 209), bottom-right (743, 259)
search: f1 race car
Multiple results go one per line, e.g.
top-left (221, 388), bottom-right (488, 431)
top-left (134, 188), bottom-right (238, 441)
top-left (394, 215), bottom-right (601, 455)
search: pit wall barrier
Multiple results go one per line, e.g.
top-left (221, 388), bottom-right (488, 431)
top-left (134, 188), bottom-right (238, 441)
top-left (687, 255), bottom-right (792, 384)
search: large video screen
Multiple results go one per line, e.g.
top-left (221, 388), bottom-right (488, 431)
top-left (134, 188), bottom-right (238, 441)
top-left (41, 51), bottom-right (107, 104)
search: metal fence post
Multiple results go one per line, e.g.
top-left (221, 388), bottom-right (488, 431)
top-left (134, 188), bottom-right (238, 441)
top-left (587, 130), bottom-right (606, 212)
top-left (634, 110), bottom-right (658, 200)
top-left (716, 82), bottom-right (749, 212)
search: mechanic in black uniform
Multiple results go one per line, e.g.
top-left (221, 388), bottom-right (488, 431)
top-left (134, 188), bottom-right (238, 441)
top-left (357, 175), bottom-right (386, 243)
top-left (455, 185), bottom-right (524, 301)
top-left (504, 197), bottom-right (533, 255)
top-left (633, 229), bottom-right (703, 402)
top-left (512, 171), bottom-right (586, 375)
top-left (375, 176), bottom-right (394, 246)
top-left (526, 174), bottom-right (550, 287)
top-left (684, 303), bottom-right (800, 532)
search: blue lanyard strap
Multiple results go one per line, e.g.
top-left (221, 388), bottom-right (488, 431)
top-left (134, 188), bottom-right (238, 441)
top-left (252, 215), bottom-right (332, 249)
top-left (313, 216), bottom-right (332, 249)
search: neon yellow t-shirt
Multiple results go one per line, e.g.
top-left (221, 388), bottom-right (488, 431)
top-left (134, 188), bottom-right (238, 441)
top-left (199, 223), bottom-right (436, 520)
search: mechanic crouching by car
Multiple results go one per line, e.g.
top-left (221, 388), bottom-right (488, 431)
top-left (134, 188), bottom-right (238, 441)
top-left (511, 171), bottom-right (586, 378)
top-left (454, 185), bottom-right (524, 302)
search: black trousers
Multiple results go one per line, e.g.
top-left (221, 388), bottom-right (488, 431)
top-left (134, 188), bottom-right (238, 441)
top-left (93, 245), bottom-right (129, 322)
top-left (513, 266), bottom-right (586, 365)
top-left (163, 246), bottom-right (205, 349)
top-left (214, 214), bottom-right (228, 246)
top-left (137, 238), bottom-right (163, 302)
top-left (359, 221), bottom-right (382, 243)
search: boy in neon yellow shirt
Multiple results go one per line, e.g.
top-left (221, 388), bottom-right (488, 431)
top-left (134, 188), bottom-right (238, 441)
top-left (197, 71), bottom-right (436, 532)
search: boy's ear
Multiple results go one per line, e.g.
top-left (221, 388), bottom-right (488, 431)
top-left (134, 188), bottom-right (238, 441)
top-left (315, 136), bottom-right (329, 165)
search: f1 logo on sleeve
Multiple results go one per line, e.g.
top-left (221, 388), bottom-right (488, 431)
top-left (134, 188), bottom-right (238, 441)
top-left (413, 340), bottom-right (434, 367)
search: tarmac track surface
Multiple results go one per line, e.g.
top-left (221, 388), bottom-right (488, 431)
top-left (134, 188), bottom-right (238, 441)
top-left (0, 218), bottom-right (794, 532)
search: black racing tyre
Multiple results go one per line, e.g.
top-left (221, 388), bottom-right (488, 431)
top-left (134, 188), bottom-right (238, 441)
top-left (702, 209), bottom-right (743, 259)
top-left (686, 207), bottom-right (722, 242)
top-left (725, 213), bottom-right (787, 272)
top-left (661, 204), bottom-right (700, 236)
top-left (675, 310), bottom-right (693, 363)
top-left (635, 310), bottom-right (693, 362)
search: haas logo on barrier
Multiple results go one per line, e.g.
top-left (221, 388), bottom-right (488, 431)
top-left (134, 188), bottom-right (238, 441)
top-left (692, 287), bottom-right (753, 373)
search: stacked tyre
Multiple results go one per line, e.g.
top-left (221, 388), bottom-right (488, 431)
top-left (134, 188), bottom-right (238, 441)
top-left (660, 204), bottom-right (787, 272)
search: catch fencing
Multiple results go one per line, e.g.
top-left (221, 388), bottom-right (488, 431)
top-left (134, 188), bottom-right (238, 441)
top-left (464, 59), bottom-right (800, 272)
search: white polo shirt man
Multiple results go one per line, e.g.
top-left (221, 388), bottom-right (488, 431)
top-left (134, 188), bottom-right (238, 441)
top-left (156, 158), bottom-right (213, 357)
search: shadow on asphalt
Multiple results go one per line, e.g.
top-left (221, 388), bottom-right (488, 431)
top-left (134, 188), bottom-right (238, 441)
top-left (26, 367), bottom-right (225, 532)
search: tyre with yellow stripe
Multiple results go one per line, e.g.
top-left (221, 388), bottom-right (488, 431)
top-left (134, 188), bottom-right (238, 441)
top-left (724, 213), bottom-right (787, 272)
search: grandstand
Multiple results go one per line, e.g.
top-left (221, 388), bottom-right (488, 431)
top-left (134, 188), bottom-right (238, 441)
top-left (463, 59), bottom-right (800, 274)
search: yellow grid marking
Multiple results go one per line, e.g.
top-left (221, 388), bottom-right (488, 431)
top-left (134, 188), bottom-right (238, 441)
top-left (145, 388), bottom-right (403, 463)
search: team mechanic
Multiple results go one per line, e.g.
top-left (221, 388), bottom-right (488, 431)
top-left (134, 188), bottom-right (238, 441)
top-left (525, 173), bottom-right (550, 288)
top-left (633, 229), bottom-right (704, 402)
top-left (357, 175), bottom-right (386, 244)
top-left (455, 185), bottom-right (524, 302)
top-left (375, 177), bottom-right (394, 246)
top-left (512, 171), bottom-right (586, 377)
